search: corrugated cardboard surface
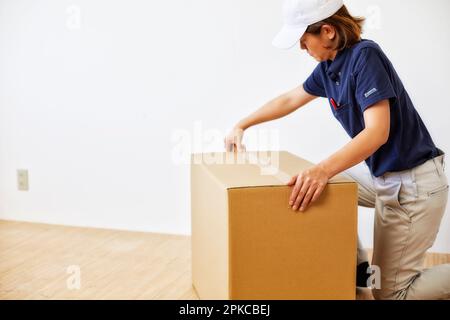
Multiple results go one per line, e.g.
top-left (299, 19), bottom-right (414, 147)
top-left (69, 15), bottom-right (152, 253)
top-left (191, 151), bottom-right (358, 300)
top-left (228, 184), bottom-right (357, 299)
top-left (191, 157), bottom-right (229, 300)
top-left (191, 151), bottom-right (353, 189)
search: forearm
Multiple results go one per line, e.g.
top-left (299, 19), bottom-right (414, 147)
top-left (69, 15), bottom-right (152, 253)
top-left (318, 128), bottom-right (387, 179)
top-left (235, 95), bottom-right (292, 130)
top-left (235, 85), bottom-right (316, 130)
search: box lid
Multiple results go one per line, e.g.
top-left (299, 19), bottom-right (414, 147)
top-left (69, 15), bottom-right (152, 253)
top-left (191, 151), bottom-right (354, 190)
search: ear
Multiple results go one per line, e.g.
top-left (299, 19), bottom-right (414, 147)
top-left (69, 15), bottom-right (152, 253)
top-left (320, 24), bottom-right (336, 40)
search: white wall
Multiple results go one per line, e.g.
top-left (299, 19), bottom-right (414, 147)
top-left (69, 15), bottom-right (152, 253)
top-left (1, 0), bottom-right (449, 252)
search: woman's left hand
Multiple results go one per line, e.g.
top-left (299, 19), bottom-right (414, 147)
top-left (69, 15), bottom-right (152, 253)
top-left (287, 164), bottom-right (330, 212)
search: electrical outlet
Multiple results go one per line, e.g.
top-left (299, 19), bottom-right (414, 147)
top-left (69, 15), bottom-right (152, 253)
top-left (17, 169), bottom-right (29, 191)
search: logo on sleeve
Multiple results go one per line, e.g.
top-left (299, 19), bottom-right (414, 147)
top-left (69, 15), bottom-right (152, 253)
top-left (364, 88), bottom-right (378, 98)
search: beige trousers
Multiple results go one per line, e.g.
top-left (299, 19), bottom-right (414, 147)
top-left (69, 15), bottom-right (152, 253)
top-left (342, 150), bottom-right (450, 300)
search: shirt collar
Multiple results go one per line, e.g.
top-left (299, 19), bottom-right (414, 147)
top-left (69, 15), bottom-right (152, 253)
top-left (325, 48), bottom-right (348, 81)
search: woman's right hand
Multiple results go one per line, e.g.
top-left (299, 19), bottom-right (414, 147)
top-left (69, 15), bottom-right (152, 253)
top-left (224, 127), bottom-right (246, 152)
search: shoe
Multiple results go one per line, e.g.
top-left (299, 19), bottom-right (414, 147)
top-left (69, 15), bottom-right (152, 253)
top-left (356, 261), bottom-right (370, 287)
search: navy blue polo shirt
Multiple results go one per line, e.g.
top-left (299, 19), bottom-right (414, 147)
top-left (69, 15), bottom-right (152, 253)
top-left (303, 39), bottom-right (440, 177)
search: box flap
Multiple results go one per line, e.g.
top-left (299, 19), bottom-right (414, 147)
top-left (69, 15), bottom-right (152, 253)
top-left (191, 151), bottom-right (354, 190)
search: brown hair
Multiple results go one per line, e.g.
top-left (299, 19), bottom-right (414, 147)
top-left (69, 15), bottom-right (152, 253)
top-left (305, 5), bottom-right (365, 51)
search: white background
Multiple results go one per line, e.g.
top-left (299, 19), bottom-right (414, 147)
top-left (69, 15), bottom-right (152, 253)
top-left (1, 0), bottom-right (449, 252)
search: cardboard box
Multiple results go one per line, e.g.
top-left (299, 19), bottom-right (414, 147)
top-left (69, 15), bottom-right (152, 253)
top-left (191, 151), bottom-right (358, 300)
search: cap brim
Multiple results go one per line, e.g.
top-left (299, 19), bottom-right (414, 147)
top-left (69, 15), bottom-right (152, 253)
top-left (272, 25), bottom-right (307, 49)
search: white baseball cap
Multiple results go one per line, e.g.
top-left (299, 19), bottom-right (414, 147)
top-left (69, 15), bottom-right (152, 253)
top-left (272, 0), bottom-right (344, 49)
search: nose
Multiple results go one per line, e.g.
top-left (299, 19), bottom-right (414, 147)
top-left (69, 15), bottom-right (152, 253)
top-left (299, 40), bottom-right (306, 51)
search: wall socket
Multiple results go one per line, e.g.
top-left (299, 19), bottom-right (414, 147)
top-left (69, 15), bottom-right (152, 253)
top-left (17, 169), bottom-right (29, 191)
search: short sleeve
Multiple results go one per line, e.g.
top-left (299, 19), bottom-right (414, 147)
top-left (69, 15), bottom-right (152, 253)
top-left (303, 64), bottom-right (327, 98)
top-left (354, 48), bottom-right (397, 112)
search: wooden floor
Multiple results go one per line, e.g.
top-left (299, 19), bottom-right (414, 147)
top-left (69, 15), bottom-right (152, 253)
top-left (1, 219), bottom-right (449, 300)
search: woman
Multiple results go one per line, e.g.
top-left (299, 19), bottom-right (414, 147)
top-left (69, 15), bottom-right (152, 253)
top-left (224, 0), bottom-right (449, 300)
